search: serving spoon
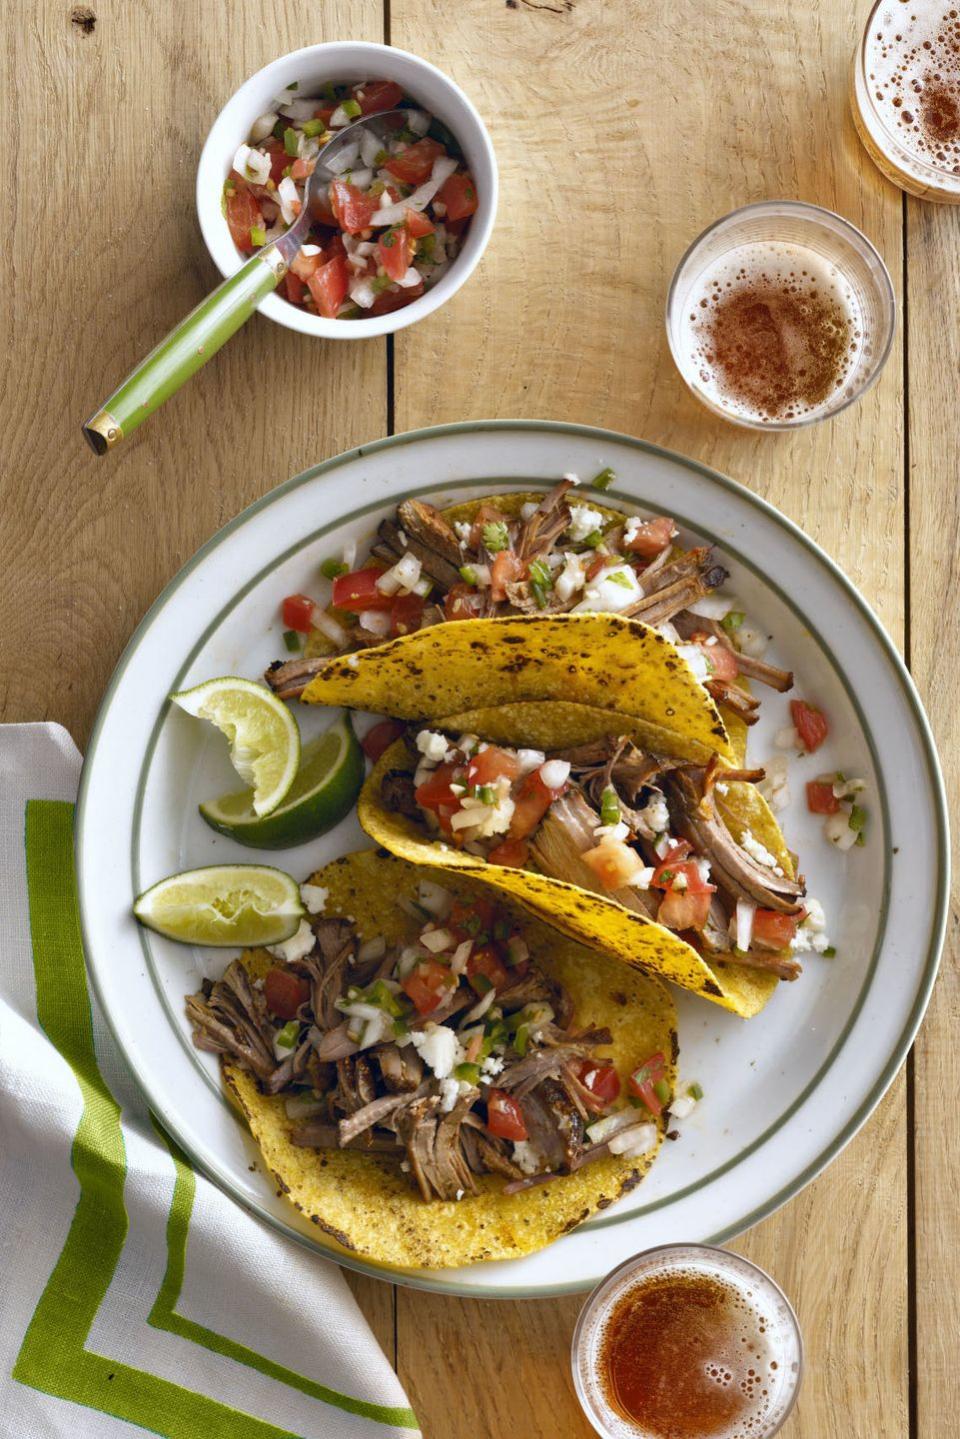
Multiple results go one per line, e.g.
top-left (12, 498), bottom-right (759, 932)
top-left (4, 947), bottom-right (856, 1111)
top-left (83, 109), bottom-right (407, 455)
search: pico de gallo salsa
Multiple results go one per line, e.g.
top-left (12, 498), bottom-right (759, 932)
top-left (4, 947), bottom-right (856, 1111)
top-left (224, 78), bottom-right (478, 319)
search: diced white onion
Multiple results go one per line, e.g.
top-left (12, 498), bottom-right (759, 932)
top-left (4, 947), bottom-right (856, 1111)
top-left (358, 609), bottom-right (391, 637)
top-left (357, 935), bottom-right (387, 963)
top-left (371, 154), bottom-right (458, 225)
top-left (233, 143), bottom-right (272, 187)
top-left (329, 103), bottom-right (353, 128)
top-left (405, 109), bottom-right (431, 136)
top-left (349, 276), bottom-right (377, 309)
top-left (327, 138), bottom-right (361, 174)
top-left (376, 552), bottom-right (422, 595)
top-left (341, 539), bottom-right (357, 569)
top-left (461, 988), bottom-right (497, 1025)
top-left (339, 1001), bottom-right (384, 1022)
top-left (420, 927), bottom-right (453, 953)
top-left (347, 166), bottom-right (374, 190)
top-left (586, 1109), bottom-right (641, 1144)
top-left (774, 725), bottom-right (801, 750)
top-left (250, 111), bottom-right (279, 143)
top-left (418, 880), bottom-right (452, 919)
top-left (832, 776), bottom-right (866, 800)
top-left (277, 175), bottom-right (301, 224)
top-left (676, 644), bottom-right (711, 682)
top-left (608, 1122), bottom-right (658, 1157)
top-left (670, 1094), bottom-right (697, 1120)
top-left (313, 609), bottom-right (349, 649)
top-left (686, 593), bottom-right (736, 620)
top-left (539, 759), bottom-right (571, 791)
top-left (737, 622), bottom-right (769, 658)
top-left (279, 98), bottom-right (321, 121)
top-left (360, 127), bottom-right (384, 168)
top-left (450, 939), bottom-right (473, 976)
top-left (516, 748), bottom-right (546, 774)
top-left (824, 811), bottom-right (859, 851)
top-left (396, 266), bottom-right (423, 289)
top-left (300, 243), bottom-right (322, 257)
top-left (735, 899), bottom-right (756, 953)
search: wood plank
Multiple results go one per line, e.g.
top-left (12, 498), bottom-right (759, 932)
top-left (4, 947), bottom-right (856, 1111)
top-left (0, 0), bottom-right (387, 751)
top-left (906, 196), bottom-right (960, 1439)
top-left (390, 2), bottom-right (907, 1436)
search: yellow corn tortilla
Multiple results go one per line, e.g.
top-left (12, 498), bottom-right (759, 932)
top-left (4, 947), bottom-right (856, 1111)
top-left (436, 700), bottom-right (721, 765)
top-left (300, 614), bottom-right (735, 762)
top-left (221, 850), bottom-right (676, 1271)
top-left (359, 740), bottom-right (796, 1019)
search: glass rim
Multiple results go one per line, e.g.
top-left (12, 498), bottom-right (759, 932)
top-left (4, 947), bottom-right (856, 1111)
top-left (855, 0), bottom-right (960, 188)
top-left (570, 1242), bottom-right (805, 1439)
top-left (664, 199), bottom-right (897, 432)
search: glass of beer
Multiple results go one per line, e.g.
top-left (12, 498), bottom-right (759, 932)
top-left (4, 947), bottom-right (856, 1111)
top-left (665, 200), bottom-right (896, 429)
top-left (852, 0), bottom-right (960, 201)
top-left (572, 1244), bottom-right (803, 1439)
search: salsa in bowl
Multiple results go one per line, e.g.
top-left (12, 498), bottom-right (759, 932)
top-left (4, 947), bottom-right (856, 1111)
top-left (197, 42), bottom-right (497, 339)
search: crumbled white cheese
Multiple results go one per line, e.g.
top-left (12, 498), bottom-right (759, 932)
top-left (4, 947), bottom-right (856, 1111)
top-left (453, 520), bottom-right (473, 546)
top-left (410, 1023), bottom-right (462, 1079)
top-left (299, 883), bottom-right (328, 915)
top-left (481, 1054), bottom-right (505, 1078)
top-left (566, 504), bottom-right (605, 544)
top-left (740, 829), bottom-right (784, 875)
top-left (416, 729), bottom-right (449, 763)
top-left (455, 1187), bottom-right (465, 1201)
top-left (562, 471), bottom-right (581, 486)
top-left (266, 918), bottom-right (315, 964)
top-left (758, 754), bottom-right (791, 813)
top-left (803, 896), bottom-right (827, 931)
top-left (439, 1076), bottom-right (461, 1113)
top-left (512, 1139), bottom-right (546, 1175)
top-left (574, 562), bottom-right (644, 614)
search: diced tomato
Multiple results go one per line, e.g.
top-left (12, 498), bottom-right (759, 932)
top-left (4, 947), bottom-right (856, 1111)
top-left (487, 838), bottom-right (529, 868)
top-left (390, 592), bottom-right (425, 636)
top-left (572, 1058), bottom-right (621, 1112)
top-left (466, 944), bottom-right (509, 994)
top-left (225, 183), bottom-right (265, 253)
top-left (693, 636), bottom-right (739, 683)
top-left (281, 593), bottom-right (315, 632)
top-left (290, 157), bottom-right (316, 182)
top-left (507, 769), bottom-right (556, 841)
top-left (330, 179), bottom-right (380, 234)
top-left (468, 503), bottom-right (509, 549)
top-left (657, 888), bottom-right (713, 932)
top-left (401, 959), bottom-right (453, 1015)
top-left (438, 170), bottom-right (479, 222)
top-left (264, 968), bottom-right (310, 1020)
top-left (468, 746), bottom-right (520, 789)
top-left (284, 272), bottom-right (307, 304)
top-left (791, 699), bottom-right (829, 754)
top-left (376, 225), bottom-right (414, 281)
top-left (353, 79), bottom-right (404, 115)
top-left (415, 760), bottom-right (462, 813)
top-left (628, 1052), bottom-right (667, 1116)
top-left (624, 515), bottom-right (678, 559)
top-left (384, 137), bottom-right (445, 186)
top-left (448, 896), bottom-right (496, 941)
top-left (361, 719), bottom-right (406, 763)
top-left (405, 207), bottom-right (435, 239)
top-left (261, 137), bottom-right (292, 185)
top-left (368, 280), bottom-right (424, 316)
top-left (445, 216), bottom-right (469, 237)
top-left (651, 859), bottom-right (714, 896)
top-left (649, 842), bottom-right (694, 888)
top-left (490, 550), bottom-right (526, 602)
top-left (291, 247), bottom-right (323, 281)
top-left (752, 910), bottom-right (802, 949)
top-left (332, 567), bottom-right (393, 613)
top-left (444, 583), bottom-right (483, 621)
top-left (806, 780), bottom-right (840, 815)
top-left (307, 253), bottom-right (350, 318)
top-left (585, 553), bottom-right (607, 582)
top-left (486, 1089), bottom-right (528, 1141)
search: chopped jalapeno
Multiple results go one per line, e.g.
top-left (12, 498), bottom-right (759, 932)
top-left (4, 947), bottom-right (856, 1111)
top-left (687, 1081), bottom-right (704, 1101)
top-left (591, 467), bottom-right (616, 491)
top-left (320, 557), bottom-right (348, 580)
top-left (250, 224), bottom-right (267, 247)
top-left (274, 1020), bottom-right (300, 1051)
top-left (459, 564), bottom-right (478, 586)
top-left (582, 529), bottom-right (605, 549)
top-left (283, 126), bottom-right (300, 158)
top-left (721, 610), bottom-right (745, 633)
top-left (341, 98), bottom-right (362, 118)
top-left (653, 1078), bottom-right (672, 1106)
top-left (282, 629), bottom-right (302, 653)
top-left (454, 1062), bottom-right (482, 1084)
top-left (600, 786), bottom-right (621, 827)
top-left (301, 118), bottom-right (327, 138)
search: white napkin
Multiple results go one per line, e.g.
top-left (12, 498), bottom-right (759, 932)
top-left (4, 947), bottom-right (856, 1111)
top-left (0, 723), bottom-right (419, 1439)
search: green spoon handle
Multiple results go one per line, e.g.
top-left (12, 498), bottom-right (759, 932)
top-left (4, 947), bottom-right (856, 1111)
top-left (82, 248), bottom-right (285, 454)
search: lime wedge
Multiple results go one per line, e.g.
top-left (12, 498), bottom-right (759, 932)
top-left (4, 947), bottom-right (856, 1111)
top-left (133, 865), bottom-right (304, 947)
top-left (199, 712), bottom-right (363, 849)
top-left (172, 676), bottom-right (300, 817)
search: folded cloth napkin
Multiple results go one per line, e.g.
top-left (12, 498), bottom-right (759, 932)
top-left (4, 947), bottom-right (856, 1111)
top-left (0, 723), bottom-right (419, 1439)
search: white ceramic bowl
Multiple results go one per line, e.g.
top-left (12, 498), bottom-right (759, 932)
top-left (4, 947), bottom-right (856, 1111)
top-left (196, 42), bottom-right (498, 339)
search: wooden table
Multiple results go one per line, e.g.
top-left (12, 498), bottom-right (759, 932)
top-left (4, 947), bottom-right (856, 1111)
top-left (6, 1), bottom-right (955, 1434)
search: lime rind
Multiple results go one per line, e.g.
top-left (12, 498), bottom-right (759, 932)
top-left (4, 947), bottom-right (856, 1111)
top-left (172, 676), bottom-right (300, 817)
top-left (133, 864), bottom-right (304, 947)
top-left (198, 712), bottom-right (364, 849)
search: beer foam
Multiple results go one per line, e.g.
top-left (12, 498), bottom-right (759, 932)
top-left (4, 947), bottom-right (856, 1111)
top-left (864, 2), bottom-right (960, 173)
top-left (677, 242), bottom-right (865, 424)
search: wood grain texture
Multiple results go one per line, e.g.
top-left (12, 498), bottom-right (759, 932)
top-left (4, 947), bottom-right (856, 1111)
top-left (0, 1), bottom-right (931, 1436)
top-left (390, 2), bottom-right (907, 1437)
top-left (906, 196), bottom-right (960, 1439)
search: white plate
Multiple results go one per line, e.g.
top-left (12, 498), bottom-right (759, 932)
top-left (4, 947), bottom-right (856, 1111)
top-left (76, 421), bottom-right (948, 1297)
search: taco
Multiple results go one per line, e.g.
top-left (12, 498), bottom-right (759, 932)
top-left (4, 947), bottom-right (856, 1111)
top-left (271, 612), bottom-right (738, 765)
top-left (359, 727), bottom-right (809, 1018)
top-left (266, 480), bottom-right (794, 731)
top-left (187, 850), bottom-right (676, 1270)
